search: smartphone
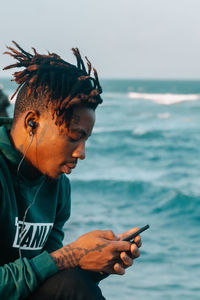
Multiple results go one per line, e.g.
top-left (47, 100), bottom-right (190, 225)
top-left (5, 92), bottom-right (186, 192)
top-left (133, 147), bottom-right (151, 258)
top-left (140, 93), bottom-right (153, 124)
top-left (98, 224), bottom-right (150, 279)
top-left (122, 224), bottom-right (150, 242)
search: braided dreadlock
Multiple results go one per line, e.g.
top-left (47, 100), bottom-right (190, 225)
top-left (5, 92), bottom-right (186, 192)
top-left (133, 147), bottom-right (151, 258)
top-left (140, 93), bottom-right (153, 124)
top-left (3, 41), bottom-right (103, 128)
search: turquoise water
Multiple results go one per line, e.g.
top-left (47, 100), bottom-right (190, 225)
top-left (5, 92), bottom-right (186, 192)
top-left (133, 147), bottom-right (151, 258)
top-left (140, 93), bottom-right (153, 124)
top-left (1, 78), bottom-right (200, 299)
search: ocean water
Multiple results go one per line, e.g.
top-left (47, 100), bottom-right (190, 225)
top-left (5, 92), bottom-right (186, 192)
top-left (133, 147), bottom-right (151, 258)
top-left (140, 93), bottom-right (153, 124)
top-left (1, 78), bottom-right (200, 299)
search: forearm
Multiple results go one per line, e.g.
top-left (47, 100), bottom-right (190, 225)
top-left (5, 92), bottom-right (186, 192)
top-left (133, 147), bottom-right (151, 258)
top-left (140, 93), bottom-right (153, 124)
top-left (0, 251), bottom-right (57, 300)
top-left (50, 244), bottom-right (78, 270)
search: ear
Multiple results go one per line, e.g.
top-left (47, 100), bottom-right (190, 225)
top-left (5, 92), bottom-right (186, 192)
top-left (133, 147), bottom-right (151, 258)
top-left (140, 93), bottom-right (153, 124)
top-left (24, 111), bottom-right (40, 136)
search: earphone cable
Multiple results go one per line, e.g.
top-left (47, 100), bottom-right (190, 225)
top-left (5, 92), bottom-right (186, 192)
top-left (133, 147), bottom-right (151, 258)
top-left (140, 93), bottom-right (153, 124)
top-left (18, 178), bottom-right (45, 260)
top-left (17, 133), bottom-right (34, 175)
top-left (16, 131), bottom-right (45, 261)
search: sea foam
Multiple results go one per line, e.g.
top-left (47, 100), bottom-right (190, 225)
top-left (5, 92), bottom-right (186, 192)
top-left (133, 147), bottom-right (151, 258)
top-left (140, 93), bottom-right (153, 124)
top-left (128, 92), bottom-right (200, 105)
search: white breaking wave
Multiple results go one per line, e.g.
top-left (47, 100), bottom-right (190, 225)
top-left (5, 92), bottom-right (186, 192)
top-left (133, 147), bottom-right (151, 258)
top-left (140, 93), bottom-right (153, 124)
top-left (132, 127), bottom-right (147, 136)
top-left (157, 113), bottom-right (171, 119)
top-left (128, 92), bottom-right (200, 105)
top-left (93, 127), bottom-right (129, 134)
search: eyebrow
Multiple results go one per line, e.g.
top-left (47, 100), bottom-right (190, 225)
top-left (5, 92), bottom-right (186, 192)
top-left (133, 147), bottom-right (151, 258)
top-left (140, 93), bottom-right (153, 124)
top-left (69, 128), bottom-right (91, 138)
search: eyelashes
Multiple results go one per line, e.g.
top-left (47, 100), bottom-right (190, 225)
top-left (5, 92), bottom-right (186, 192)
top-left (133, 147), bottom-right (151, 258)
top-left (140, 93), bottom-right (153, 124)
top-left (68, 134), bottom-right (82, 142)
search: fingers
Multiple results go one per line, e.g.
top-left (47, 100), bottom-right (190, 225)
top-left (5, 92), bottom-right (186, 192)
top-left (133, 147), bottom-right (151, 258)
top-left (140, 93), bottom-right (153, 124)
top-left (109, 245), bottom-right (140, 275)
top-left (134, 235), bottom-right (142, 248)
top-left (111, 240), bottom-right (131, 252)
top-left (120, 251), bottom-right (133, 267)
top-left (112, 245), bottom-right (140, 275)
top-left (130, 243), bottom-right (140, 258)
top-left (119, 227), bottom-right (142, 248)
top-left (113, 262), bottom-right (125, 275)
top-left (118, 227), bottom-right (139, 240)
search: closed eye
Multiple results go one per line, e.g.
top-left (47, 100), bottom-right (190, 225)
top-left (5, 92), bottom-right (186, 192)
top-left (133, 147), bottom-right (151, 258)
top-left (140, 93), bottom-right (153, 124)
top-left (68, 135), bottom-right (82, 142)
top-left (68, 128), bottom-right (91, 142)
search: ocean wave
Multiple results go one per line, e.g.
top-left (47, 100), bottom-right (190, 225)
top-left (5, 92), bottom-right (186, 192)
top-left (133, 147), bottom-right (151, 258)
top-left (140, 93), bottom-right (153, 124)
top-left (103, 92), bottom-right (127, 99)
top-left (157, 113), bottom-right (171, 119)
top-left (70, 179), bottom-right (168, 205)
top-left (128, 92), bottom-right (200, 105)
top-left (93, 126), bottom-right (166, 139)
top-left (71, 179), bottom-right (154, 195)
top-left (153, 190), bottom-right (200, 218)
top-left (71, 179), bottom-right (200, 215)
top-left (93, 127), bottom-right (131, 134)
top-left (132, 127), bottom-right (165, 138)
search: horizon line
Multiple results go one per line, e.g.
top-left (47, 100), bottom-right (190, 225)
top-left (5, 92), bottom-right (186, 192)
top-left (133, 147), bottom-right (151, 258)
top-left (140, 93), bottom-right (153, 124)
top-left (1, 75), bottom-right (200, 82)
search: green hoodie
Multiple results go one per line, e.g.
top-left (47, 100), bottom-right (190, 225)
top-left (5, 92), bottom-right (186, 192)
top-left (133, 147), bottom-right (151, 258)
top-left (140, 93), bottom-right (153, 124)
top-left (0, 118), bottom-right (71, 299)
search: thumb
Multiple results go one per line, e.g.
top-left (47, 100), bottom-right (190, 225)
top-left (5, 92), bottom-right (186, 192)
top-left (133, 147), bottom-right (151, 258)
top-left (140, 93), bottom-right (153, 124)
top-left (118, 227), bottom-right (140, 241)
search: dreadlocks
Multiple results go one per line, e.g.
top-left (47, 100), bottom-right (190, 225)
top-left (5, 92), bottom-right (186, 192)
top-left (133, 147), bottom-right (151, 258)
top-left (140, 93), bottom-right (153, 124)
top-left (3, 41), bottom-right (103, 128)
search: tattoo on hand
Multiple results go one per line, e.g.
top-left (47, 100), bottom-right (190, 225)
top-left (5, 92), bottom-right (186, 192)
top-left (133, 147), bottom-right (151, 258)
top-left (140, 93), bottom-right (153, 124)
top-left (51, 242), bottom-right (109, 270)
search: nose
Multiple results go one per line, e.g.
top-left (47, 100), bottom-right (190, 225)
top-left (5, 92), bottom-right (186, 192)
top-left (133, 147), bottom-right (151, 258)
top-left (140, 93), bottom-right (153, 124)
top-left (72, 141), bottom-right (86, 160)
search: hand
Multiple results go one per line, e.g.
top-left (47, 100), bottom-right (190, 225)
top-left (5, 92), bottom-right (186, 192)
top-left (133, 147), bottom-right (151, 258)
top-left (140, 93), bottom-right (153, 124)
top-left (113, 227), bottom-right (142, 275)
top-left (50, 230), bottom-right (131, 275)
top-left (72, 230), bottom-right (132, 274)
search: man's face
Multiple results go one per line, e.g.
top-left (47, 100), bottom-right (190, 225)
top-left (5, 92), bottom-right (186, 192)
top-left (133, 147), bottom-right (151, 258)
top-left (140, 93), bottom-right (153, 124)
top-left (31, 106), bottom-right (95, 179)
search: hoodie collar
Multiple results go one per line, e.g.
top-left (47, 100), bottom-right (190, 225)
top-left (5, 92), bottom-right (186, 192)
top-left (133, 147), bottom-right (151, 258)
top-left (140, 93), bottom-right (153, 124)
top-left (0, 118), bottom-right (22, 165)
top-left (0, 118), bottom-right (45, 185)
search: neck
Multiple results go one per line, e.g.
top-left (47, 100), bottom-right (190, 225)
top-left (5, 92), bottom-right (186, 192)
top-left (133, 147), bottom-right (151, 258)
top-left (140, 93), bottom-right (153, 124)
top-left (10, 126), bottom-right (42, 180)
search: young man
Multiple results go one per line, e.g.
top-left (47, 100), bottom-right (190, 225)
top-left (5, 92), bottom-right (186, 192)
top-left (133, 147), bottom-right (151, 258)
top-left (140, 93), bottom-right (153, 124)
top-left (0, 42), bottom-right (141, 300)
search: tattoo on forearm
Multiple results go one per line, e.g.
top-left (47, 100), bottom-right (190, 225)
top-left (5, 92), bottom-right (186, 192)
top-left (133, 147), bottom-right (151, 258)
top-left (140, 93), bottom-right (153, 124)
top-left (51, 242), bottom-right (109, 270)
top-left (62, 247), bottom-right (76, 267)
top-left (51, 253), bottom-right (66, 269)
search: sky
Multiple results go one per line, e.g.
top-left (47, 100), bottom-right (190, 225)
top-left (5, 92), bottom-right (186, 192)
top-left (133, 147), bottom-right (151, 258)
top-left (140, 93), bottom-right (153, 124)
top-left (0, 0), bottom-right (200, 79)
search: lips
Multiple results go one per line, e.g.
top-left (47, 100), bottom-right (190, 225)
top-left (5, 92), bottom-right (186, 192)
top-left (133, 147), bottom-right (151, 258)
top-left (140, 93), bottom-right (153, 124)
top-left (62, 163), bottom-right (77, 174)
top-left (67, 163), bottom-right (76, 169)
top-left (63, 165), bottom-right (71, 174)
